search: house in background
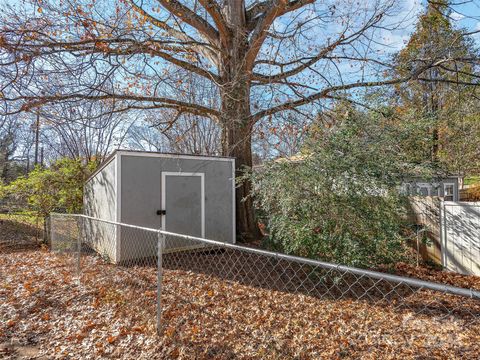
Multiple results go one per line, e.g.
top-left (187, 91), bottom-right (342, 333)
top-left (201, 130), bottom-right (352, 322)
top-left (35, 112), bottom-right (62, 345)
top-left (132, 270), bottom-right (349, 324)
top-left (404, 175), bottom-right (463, 269)
top-left (260, 152), bottom-right (462, 201)
top-left (268, 153), bottom-right (462, 202)
top-left (401, 176), bottom-right (461, 201)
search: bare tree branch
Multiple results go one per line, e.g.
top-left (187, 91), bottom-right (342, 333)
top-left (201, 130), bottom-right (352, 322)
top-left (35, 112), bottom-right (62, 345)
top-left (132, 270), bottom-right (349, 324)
top-left (4, 93), bottom-right (219, 118)
top-left (156, 0), bottom-right (220, 45)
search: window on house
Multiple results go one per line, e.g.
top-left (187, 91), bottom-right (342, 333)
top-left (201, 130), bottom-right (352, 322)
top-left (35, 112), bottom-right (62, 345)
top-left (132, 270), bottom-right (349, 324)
top-left (400, 183), bottom-right (410, 195)
top-left (416, 184), bottom-right (431, 196)
top-left (444, 183), bottom-right (455, 201)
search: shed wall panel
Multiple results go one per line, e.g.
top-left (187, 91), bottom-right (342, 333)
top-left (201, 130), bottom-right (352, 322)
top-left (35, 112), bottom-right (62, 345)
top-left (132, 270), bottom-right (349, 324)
top-left (84, 157), bottom-right (117, 262)
top-left (119, 154), bottom-right (234, 262)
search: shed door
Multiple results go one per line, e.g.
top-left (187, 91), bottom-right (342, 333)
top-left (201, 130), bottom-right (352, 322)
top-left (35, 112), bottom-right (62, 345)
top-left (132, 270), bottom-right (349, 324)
top-left (161, 172), bottom-right (205, 238)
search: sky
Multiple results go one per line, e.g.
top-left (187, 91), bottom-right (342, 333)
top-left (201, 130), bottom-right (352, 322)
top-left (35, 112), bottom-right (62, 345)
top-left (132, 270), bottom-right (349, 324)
top-left (2, 0), bottom-right (480, 55)
top-left (384, 0), bottom-right (480, 51)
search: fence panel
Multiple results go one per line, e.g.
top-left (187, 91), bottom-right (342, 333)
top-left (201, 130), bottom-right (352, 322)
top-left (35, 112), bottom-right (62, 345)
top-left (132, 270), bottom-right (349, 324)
top-left (442, 202), bottom-right (480, 276)
top-left (0, 212), bottom-right (45, 252)
top-left (50, 213), bottom-right (162, 333)
top-left (49, 213), bottom-right (480, 351)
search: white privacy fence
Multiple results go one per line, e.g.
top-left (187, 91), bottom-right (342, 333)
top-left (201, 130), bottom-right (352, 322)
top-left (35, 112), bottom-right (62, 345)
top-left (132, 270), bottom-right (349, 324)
top-left (49, 213), bottom-right (480, 340)
top-left (442, 202), bottom-right (480, 276)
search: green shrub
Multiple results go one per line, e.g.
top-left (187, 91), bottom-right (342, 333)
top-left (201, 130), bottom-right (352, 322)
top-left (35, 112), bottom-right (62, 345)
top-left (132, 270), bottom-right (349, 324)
top-left (250, 112), bottom-right (417, 268)
top-left (1, 158), bottom-right (97, 217)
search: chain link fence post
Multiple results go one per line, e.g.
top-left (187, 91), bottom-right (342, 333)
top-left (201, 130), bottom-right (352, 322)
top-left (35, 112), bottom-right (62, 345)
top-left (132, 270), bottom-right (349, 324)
top-left (156, 232), bottom-right (165, 335)
top-left (76, 216), bottom-right (83, 279)
top-left (49, 214), bottom-right (56, 250)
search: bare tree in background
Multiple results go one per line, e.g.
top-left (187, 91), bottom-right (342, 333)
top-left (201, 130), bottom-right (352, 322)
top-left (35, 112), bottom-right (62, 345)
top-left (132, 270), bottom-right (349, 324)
top-left (0, 112), bottom-right (39, 181)
top-left (128, 71), bottom-right (221, 154)
top-left (127, 123), bottom-right (170, 152)
top-left (161, 114), bottom-right (221, 154)
top-left (254, 110), bottom-right (310, 161)
top-left (128, 114), bottom-right (221, 154)
top-left (39, 101), bottom-right (131, 162)
top-left (147, 72), bottom-right (221, 154)
top-left (0, 0), bottom-right (478, 238)
top-left (0, 115), bottom-right (20, 181)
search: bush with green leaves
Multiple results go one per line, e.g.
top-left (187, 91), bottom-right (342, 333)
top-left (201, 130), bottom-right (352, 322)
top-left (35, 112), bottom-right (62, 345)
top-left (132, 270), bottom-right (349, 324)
top-left (1, 158), bottom-right (97, 217)
top-left (250, 110), bottom-right (419, 268)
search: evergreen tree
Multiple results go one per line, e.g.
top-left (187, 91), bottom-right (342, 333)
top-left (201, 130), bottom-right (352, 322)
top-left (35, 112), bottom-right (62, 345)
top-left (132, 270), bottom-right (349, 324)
top-left (393, 0), bottom-right (476, 168)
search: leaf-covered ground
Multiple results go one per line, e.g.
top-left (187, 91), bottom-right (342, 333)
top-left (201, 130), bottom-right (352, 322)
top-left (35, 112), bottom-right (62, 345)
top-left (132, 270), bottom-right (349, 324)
top-left (1, 219), bottom-right (480, 359)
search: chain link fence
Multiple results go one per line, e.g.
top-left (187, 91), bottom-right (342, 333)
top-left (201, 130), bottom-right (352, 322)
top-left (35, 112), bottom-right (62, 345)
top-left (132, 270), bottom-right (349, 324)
top-left (0, 210), bottom-right (46, 252)
top-left (0, 196), bottom-right (71, 252)
top-left (49, 213), bottom-right (480, 346)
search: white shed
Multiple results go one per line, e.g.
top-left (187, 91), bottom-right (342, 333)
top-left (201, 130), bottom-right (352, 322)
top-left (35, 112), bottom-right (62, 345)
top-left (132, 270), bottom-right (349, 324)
top-left (84, 150), bottom-right (236, 263)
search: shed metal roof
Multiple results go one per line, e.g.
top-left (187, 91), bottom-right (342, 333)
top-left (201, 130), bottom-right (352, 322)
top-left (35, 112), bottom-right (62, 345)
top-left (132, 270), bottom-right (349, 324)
top-left (86, 149), bottom-right (235, 183)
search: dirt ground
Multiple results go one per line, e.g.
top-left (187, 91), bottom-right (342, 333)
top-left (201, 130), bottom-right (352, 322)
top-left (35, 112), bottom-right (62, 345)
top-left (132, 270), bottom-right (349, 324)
top-left (1, 218), bottom-right (480, 359)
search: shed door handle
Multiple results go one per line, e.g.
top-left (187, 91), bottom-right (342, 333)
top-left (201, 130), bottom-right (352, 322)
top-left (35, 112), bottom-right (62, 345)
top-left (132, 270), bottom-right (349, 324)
top-left (157, 210), bottom-right (166, 215)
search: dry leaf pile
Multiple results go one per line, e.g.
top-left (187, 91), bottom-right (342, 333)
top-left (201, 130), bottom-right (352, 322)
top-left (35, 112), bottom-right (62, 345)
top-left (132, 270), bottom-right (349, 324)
top-left (1, 226), bottom-right (480, 359)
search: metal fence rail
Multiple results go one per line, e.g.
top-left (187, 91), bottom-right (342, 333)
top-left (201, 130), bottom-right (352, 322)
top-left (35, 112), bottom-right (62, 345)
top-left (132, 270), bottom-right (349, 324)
top-left (49, 213), bottom-right (480, 339)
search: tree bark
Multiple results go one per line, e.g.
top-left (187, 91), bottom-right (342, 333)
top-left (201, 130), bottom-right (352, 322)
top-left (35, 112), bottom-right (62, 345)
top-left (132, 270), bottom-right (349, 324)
top-left (225, 124), bottom-right (260, 241)
top-left (218, 0), bottom-right (261, 241)
top-left (219, 78), bottom-right (261, 240)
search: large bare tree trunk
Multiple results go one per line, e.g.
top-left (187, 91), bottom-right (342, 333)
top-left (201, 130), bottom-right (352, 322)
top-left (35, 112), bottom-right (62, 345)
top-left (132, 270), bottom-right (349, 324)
top-left (219, 77), bottom-right (261, 240)
top-left (224, 123), bottom-right (259, 241)
top-left (218, 0), bottom-right (260, 241)
top-left (220, 98), bottom-right (260, 239)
